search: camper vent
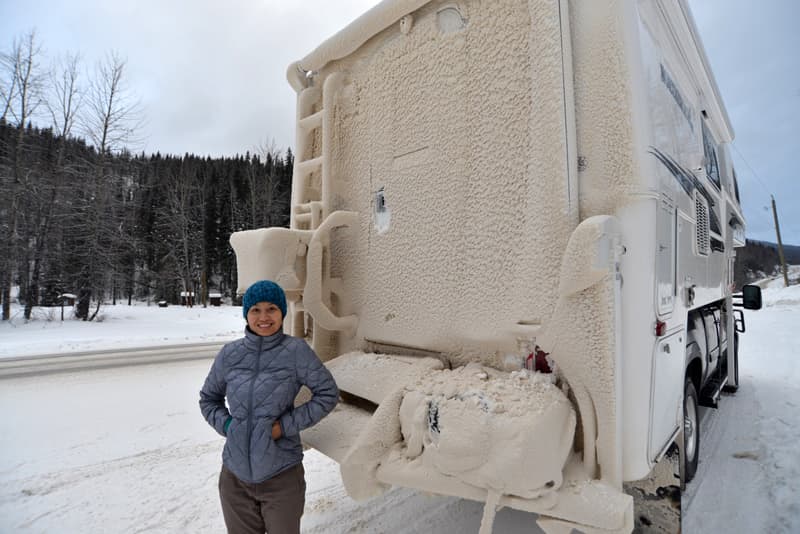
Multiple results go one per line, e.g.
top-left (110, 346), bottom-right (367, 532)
top-left (695, 192), bottom-right (710, 256)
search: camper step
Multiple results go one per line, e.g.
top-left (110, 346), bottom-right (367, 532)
top-left (699, 376), bottom-right (728, 408)
top-left (326, 351), bottom-right (445, 405)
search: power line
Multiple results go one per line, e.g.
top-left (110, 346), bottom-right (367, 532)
top-left (730, 141), bottom-right (776, 230)
top-left (731, 141), bottom-right (772, 196)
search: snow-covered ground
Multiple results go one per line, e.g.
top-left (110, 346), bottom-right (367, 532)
top-left (0, 359), bottom-right (543, 533)
top-left (0, 278), bottom-right (798, 533)
top-left (683, 272), bottom-right (800, 533)
top-left (0, 302), bottom-right (243, 358)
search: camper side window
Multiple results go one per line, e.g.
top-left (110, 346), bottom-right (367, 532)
top-left (702, 122), bottom-right (721, 190)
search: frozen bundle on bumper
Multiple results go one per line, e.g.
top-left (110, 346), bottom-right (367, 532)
top-left (397, 365), bottom-right (574, 500)
top-left (339, 362), bottom-right (576, 507)
top-left (230, 0), bottom-right (762, 532)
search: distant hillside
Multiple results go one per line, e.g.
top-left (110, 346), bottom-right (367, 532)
top-left (748, 240), bottom-right (800, 263)
top-left (735, 239), bottom-right (800, 288)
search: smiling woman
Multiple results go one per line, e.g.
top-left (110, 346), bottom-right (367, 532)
top-left (242, 279), bottom-right (288, 337)
top-left (246, 302), bottom-right (284, 337)
top-left (199, 279), bottom-right (339, 534)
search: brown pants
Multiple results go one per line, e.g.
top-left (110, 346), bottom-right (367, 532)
top-left (219, 463), bottom-right (306, 534)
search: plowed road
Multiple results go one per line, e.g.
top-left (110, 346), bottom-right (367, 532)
top-left (0, 342), bottom-right (223, 379)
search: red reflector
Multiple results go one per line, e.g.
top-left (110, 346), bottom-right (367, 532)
top-left (534, 348), bottom-right (552, 373)
top-left (655, 320), bottom-right (667, 337)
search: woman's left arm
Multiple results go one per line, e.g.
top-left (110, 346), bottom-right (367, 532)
top-left (199, 347), bottom-right (232, 436)
top-left (277, 341), bottom-right (339, 437)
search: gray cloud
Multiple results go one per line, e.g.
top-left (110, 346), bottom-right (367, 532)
top-left (1, 0), bottom-right (380, 157)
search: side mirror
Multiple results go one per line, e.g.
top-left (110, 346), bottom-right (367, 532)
top-left (740, 284), bottom-right (762, 310)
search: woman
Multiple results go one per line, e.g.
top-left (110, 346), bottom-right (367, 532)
top-left (200, 280), bottom-right (339, 534)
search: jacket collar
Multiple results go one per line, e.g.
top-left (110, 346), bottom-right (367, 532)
top-left (244, 326), bottom-right (286, 351)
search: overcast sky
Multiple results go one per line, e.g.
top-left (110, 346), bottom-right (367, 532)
top-left (1, 0), bottom-right (798, 244)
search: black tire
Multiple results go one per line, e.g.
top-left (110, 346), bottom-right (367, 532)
top-left (683, 377), bottom-right (699, 483)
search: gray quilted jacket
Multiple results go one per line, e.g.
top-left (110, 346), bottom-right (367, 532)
top-left (199, 328), bottom-right (338, 484)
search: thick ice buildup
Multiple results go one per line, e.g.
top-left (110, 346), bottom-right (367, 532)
top-left (399, 363), bottom-right (575, 499)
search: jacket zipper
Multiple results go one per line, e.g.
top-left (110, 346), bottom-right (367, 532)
top-left (246, 335), bottom-right (263, 478)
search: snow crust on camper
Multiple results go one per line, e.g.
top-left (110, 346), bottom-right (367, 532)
top-left (267, 0), bottom-right (629, 518)
top-left (292, 0), bottom-right (431, 80)
top-left (229, 228), bottom-right (309, 296)
top-left (570, 1), bottom-right (646, 219)
top-left (539, 215), bottom-right (623, 486)
top-left (339, 363), bottom-right (575, 502)
top-left (399, 365), bottom-right (575, 498)
top-left (326, 351), bottom-right (445, 403)
top-left (309, 0), bottom-right (579, 365)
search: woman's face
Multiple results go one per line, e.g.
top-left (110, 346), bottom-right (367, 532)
top-left (246, 301), bottom-right (283, 336)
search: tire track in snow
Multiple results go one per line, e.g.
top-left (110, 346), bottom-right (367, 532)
top-left (0, 440), bottom-right (224, 532)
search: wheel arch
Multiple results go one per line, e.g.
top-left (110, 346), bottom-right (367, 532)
top-left (685, 345), bottom-right (702, 393)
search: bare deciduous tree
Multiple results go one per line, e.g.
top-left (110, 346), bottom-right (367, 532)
top-left (1, 29), bottom-right (46, 321)
top-left (47, 52), bottom-right (82, 144)
top-left (0, 30), bottom-right (45, 126)
top-left (0, 46), bottom-right (20, 123)
top-left (72, 51), bottom-right (143, 320)
top-left (250, 138), bottom-right (289, 228)
top-left (20, 52), bottom-right (85, 320)
top-left (165, 160), bottom-right (202, 307)
top-left (82, 51), bottom-right (143, 156)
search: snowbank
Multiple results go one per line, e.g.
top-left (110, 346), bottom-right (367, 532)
top-left (762, 266), bottom-right (800, 305)
top-left (0, 303), bottom-right (244, 358)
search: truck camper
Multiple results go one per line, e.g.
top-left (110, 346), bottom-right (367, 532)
top-left (231, 0), bottom-right (762, 532)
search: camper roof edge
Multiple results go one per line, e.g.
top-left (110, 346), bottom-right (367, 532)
top-left (675, 0), bottom-right (734, 142)
top-left (296, 0), bottom-right (431, 76)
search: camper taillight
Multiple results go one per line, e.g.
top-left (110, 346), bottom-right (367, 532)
top-left (655, 320), bottom-right (667, 337)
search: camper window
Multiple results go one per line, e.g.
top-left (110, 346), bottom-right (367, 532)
top-left (732, 167), bottom-right (741, 203)
top-left (702, 121), bottom-right (721, 190)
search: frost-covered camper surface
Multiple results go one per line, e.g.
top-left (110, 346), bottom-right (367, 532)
top-left (231, 1), bottom-right (759, 532)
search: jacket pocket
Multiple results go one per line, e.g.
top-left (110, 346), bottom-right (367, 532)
top-left (226, 417), bottom-right (241, 440)
top-left (273, 432), bottom-right (302, 453)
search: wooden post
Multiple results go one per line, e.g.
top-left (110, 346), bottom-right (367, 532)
top-left (771, 195), bottom-right (790, 287)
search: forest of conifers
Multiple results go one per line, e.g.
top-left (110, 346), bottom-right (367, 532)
top-left (0, 120), bottom-right (293, 320)
top-left (1, 31), bottom-right (294, 321)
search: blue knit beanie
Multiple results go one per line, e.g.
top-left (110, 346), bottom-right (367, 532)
top-left (242, 280), bottom-right (287, 319)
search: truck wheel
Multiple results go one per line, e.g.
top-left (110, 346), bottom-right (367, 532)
top-left (683, 377), bottom-right (699, 483)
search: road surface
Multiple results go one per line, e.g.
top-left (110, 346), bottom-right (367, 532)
top-left (0, 342), bottom-right (223, 379)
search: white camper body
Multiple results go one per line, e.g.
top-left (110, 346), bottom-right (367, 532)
top-left (231, 1), bottom-right (745, 532)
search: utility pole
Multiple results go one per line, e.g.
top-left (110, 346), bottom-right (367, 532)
top-left (771, 195), bottom-right (790, 287)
